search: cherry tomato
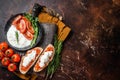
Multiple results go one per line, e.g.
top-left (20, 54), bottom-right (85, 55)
top-left (23, 31), bottom-right (34, 40)
top-left (22, 16), bottom-right (34, 34)
top-left (1, 57), bottom-right (10, 66)
top-left (27, 25), bottom-right (34, 34)
top-left (12, 15), bottom-right (22, 25)
top-left (22, 16), bottom-right (28, 21)
top-left (18, 19), bottom-right (27, 33)
top-left (5, 48), bottom-right (14, 57)
top-left (11, 54), bottom-right (20, 63)
top-left (46, 46), bottom-right (53, 51)
top-left (0, 51), bottom-right (4, 60)
top-left (8, 63), bottom-right (17, 72)
top-left (0, 42), bottom-right (8, 52)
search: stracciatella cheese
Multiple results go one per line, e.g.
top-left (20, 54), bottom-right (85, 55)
top-left (39, 51), bottom-right (53, 67)
top-left (22, 50), bottom-right (36, 67)
top-left (7, 25), bottom-right (32, 48)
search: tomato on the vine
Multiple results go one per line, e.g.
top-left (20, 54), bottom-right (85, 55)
top-left (11, 54), bottom-right (20, 63)
top-left (1, 57), bottom-right (10, 66)
top-left (0, 51), bottom-right (4, 60)
top-left (5, 48), bottom-right (14, 57)
top-left (8, 63), bottom-right (17, 72)
top-left (0, 42), bottom-right (8, 52)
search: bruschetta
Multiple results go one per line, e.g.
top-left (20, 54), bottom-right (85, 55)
top-left (33, 44), bottom-right (55, 72)
top-left (19, 47), bottom-right (43, 74)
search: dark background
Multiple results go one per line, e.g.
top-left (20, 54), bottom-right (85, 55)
top-left (0, 0), bottom-right (120, 80)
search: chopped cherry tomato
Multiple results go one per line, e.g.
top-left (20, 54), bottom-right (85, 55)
top-left (1, 57), bottom-right (10, 66)
top-left (0, 42), bottom-right (8, 52)
top-left (18, 19), bottom-right (26, 33)
top-left (22, 16), bottom-right (28, 21)
top-left (8, 63), bottom-right (17, 72)
top-left (35, 63), bottom-right (41, 71)
top-left (23, 31), bottom-right (34, 40)
top-left (22, 16), bottom-right (34, 34)
top-left (0, 51), bottom-right (4, 60)
top-left (46, 46), bottom-right (53, 51)
top-left (27, 25), bottom-right (34, 34)
top-left (12, 15), bottom-right (22, 25)
top-left (15, 24), bottom-right (19, 30)
top-left (11, 54), bottom-right (21, 63)
top-left (5, 48), bottom-right (14, 57)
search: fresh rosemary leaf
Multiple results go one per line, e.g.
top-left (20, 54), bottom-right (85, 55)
top-left (15, 31), bottom-right (19, 43)
top-left (46, 35), bottom-right (63, 78)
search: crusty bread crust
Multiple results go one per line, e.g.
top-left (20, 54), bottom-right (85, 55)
top-left (19, 47), bottom-right (43, 74)
top-left (33, 44), bottom-right (55, 72)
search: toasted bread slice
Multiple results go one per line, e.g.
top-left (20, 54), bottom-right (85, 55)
top-left (19, 47), bottom-right (43, 74)
top-left (33, 44), bottom-right (55, 72)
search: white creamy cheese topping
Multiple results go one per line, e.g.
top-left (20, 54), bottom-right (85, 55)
top-left (22, 50), bottom-right (36, 67)
top-left (45, 51), bottom-right (52, 57)
top-left (41, 55), bottom-right (49, 63)
top-left (39, 62), bottom-right (45, 67)
top-left (7, 25), bottom-right (32, 48)
top-left (39, 51), bottom-right (53, 67)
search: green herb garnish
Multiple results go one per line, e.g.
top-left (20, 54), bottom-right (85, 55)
top-left (15, 31), bottom-right (19, 43)
top-left (31, 26), bottom-right (39, 46)
top-left (46, 35), bottom-right (63, 79)
top-left (24, 13), bottom-right (39, 47)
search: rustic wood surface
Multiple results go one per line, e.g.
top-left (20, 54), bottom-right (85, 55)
top-left (0, 0), bottom-right (120, 80)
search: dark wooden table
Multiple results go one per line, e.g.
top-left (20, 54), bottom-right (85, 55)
top-left (0, 0), bottom-right (120, 80)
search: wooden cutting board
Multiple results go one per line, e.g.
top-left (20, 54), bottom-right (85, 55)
top-left (13, 3), bottom-right (71, 80)
top-left (38, 11), bottom-right (71, 41)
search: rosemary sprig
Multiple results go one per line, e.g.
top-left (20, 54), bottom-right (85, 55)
top-left (15, 31), bottom-right (19, 43)
top-left (46, 35), bottom-right (63, 79)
